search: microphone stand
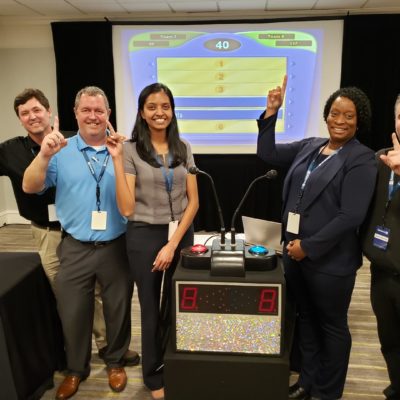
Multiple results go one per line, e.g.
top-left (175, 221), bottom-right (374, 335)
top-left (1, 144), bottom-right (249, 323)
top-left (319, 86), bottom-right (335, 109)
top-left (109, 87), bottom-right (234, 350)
top-left (230, 170), bottom-right (277, 246)
top-left (190, 167), bottom-right (277, 277)
top-left (189, 167), bottom-right (226, 246)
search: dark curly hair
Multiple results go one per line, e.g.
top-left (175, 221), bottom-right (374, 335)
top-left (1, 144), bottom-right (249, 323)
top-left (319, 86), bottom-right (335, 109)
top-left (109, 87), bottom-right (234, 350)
top-left (131, 82), bottom-right (187, 168)
top-left (323, 87), bottom-right (372, 136)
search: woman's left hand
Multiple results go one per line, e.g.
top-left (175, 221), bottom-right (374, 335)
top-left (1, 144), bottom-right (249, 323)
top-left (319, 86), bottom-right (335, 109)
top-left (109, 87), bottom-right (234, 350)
top-left (152, 243), bottom-right (176, 272)
top-left (286, 239), bottom-right (306, 262)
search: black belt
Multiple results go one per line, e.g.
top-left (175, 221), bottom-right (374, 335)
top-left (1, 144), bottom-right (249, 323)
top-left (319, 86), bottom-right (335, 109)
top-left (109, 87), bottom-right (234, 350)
top-left (62, 231), bottom-right (123, 247)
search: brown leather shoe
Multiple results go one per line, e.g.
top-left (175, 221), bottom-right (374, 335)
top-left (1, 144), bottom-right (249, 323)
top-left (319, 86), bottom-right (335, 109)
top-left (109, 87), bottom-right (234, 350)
top-left (55, 375), bottom-right (81, 399)
top-left (107, 367), bottom-right (127, 392)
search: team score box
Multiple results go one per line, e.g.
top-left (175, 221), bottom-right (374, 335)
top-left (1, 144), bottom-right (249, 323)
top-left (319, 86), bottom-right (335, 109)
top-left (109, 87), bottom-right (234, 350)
top-left (179, 119), bottom-right (285, 134)
top-left (158, 57), bottom-right (286, 71)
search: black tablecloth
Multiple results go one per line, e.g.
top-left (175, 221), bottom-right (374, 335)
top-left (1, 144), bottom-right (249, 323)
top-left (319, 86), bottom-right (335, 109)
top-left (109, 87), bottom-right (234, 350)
top-left (0, 252), bottom-right (65, 400)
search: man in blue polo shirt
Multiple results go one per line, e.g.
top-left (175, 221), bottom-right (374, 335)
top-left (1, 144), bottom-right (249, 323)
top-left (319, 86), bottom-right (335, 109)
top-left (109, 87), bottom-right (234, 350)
top-left (1, 88), bottom-right (139, 364)
top-left (23, 86), bottom-right (133, 400)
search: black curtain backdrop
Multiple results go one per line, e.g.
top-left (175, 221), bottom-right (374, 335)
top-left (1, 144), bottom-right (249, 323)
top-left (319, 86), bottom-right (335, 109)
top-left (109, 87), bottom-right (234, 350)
top-left (51, 22), bottom-right (117, 130)
top-left (51, 15), bottom-right (400, 231)
top-left (193, 155), bottom-right (285, 231)
top-left (341, 14), bottom-right (400, 151)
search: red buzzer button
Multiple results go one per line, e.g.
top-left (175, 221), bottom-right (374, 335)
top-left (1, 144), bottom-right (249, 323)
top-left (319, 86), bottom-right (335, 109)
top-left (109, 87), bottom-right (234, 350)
top-left (190, 244), bottom-right (208, 254)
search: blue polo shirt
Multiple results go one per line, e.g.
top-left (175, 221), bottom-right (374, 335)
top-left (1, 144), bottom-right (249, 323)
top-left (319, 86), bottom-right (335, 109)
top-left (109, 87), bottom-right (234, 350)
top-left (44, 133), bottom-right (126, 241)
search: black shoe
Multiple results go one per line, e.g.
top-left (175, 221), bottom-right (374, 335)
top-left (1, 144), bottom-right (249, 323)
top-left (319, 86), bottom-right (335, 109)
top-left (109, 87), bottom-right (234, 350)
top-left (289, 383), bottom-right (310, 400)
top-left (122, 349), bottom-right (141, 366)
top-left (384, 385), bottom-right (400, 400)
top-left (98, 348), bottom-right (140, 367)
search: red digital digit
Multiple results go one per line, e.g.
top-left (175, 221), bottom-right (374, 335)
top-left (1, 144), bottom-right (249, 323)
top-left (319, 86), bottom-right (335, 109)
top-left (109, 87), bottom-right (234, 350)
top-left (180, 286), bottom-right (198, 310)
top-left (258, 288), bottom-right (277, 313)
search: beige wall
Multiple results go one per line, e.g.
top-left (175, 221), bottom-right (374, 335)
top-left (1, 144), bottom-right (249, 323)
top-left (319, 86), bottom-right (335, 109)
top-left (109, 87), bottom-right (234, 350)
top-left (0, 22), bottom-right (58, 225)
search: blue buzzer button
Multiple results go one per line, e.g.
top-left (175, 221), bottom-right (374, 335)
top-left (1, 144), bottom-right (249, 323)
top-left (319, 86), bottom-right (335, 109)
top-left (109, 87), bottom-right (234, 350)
top-left (190, 244), bottom-right (208, 254)
top-left (248, 245), bottom-right (268, 256)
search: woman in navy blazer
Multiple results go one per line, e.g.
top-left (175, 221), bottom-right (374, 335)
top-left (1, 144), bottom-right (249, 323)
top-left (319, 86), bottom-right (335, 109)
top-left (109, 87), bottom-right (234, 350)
top-left (257, 76), bottom-right (377, 400)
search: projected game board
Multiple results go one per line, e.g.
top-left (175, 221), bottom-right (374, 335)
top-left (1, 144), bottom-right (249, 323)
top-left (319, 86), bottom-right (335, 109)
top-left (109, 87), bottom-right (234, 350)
top-left (127, 30), bottom-right (319, 148)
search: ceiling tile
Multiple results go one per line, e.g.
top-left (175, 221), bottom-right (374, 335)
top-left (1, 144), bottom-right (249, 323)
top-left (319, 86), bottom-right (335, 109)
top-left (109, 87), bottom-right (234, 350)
top-left (169, 1), bottom-right (218, 12)
top-left (363, 0), bottom-right (400, 7)
top-left (314, 0), bottom-right (367, 9)
top-left (17, 0), bottom-right (83, 15)
top-left (17, 0), bottom-right (66, 3)
top-left (67, 0), bottom-right (125, 14)
top-left (119, 2), bottom-right (172, 12)
top-left (0, 0), bottom-right (399, 20)
top-left (218, 0), bottom-right (266, 11)
top-left (0, 3), bottom-right (39, 16)
top-left (267, 0), bottom-right (316, 10)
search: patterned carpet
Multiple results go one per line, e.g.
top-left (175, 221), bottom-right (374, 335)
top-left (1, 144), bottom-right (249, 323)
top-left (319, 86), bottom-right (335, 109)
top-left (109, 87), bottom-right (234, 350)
top-left (0, 224), bottom-right (389, 399)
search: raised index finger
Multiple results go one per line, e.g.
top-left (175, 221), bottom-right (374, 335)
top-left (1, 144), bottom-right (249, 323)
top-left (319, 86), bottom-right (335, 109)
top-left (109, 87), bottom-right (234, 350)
top-left (106, 120), bottom-right (117, 136)
top-left (392, 132), bottom-right (400, 150)
top-left (53, 116), bottom-right (59, 132)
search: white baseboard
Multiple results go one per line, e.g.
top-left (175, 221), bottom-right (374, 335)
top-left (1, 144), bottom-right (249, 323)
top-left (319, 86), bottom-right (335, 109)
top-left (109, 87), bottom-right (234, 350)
top-left (0, 210), bottom-right (30, 227)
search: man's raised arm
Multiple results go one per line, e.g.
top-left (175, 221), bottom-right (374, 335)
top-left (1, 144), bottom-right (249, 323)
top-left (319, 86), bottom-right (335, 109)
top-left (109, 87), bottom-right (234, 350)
top-left (23, 116), bottom-right (67, 193)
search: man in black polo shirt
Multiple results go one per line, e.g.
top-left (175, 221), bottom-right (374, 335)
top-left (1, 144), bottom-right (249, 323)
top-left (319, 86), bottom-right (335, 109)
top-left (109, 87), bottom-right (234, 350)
top-left (1, 89), bottom-right (62, 285)
top-left (0, 88), bottom-right (139, 367)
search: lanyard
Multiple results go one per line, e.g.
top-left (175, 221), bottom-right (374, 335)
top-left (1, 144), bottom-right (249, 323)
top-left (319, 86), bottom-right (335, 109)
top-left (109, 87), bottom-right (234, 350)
top-left (301, 146), bottom-right (341, 190)
top-left (382, 170), bottom-right (400, 225)
top-left (388, 170), bottom-right (400, 201)
top-left (156, 154), bottom-right (175, 222)
top-left (294, 145), bottom-right (341, 213)
top-left (81, 149), bottom-right (110, 212)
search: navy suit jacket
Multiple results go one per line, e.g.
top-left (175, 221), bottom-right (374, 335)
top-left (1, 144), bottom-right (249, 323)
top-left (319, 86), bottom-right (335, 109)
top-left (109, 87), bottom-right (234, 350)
top-left (257, 114), bottom-right (377, 276)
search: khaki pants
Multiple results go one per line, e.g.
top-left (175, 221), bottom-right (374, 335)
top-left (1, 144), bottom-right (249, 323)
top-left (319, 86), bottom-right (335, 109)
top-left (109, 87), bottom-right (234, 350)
top-left (31, 224), bottom-right (107, 350)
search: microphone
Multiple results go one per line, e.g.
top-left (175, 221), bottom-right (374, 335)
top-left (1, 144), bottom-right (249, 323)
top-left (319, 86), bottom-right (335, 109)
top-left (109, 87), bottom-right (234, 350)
top-left (230, 169), bottom-right (278, 246)
top-left (189, 166), bottom-right (226, 246)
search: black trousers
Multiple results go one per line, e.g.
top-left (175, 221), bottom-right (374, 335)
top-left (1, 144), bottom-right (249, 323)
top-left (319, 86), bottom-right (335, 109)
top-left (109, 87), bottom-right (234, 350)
top-left (55, 234), bottom-right (132, 378)
top-left (371, 264), bottom-right (400, 400)
top-left (284, 252), bottom-right (356, 400)
top-left (126, 222), bottom-right (193, 390)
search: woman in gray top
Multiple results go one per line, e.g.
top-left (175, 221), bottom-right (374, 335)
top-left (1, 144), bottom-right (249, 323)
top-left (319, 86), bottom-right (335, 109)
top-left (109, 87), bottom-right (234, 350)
top-left (107, 83), bottom-right (199, 400)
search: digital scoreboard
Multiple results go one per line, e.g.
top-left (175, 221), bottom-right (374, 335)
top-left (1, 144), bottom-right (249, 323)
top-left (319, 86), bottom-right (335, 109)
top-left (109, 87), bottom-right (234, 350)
top-left (176, 281), bottom-right (282, 355)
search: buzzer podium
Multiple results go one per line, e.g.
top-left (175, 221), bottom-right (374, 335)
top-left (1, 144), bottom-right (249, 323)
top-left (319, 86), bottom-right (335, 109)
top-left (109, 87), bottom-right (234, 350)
top-left (164, 234), bottom-right (295, 400)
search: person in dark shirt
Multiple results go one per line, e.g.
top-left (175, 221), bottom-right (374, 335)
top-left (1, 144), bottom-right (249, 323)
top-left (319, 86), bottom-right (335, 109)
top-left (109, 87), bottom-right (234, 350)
top-left (0, 88), bottom-right (139, 374)
top-left (1, 89), bottom-right (62, 284)
top-left (362, 96), bottom-right (400, 400)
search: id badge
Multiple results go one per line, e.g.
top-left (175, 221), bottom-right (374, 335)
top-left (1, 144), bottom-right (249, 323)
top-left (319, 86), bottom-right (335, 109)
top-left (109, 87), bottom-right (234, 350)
top-left (47, 204), bottom-right (58, 222)
top-left (91, 211), bottom-right (107, 230)
top-left (287, 212), bottom-right (300, 234)
top-left (168, 220), bottom-right (179, 240)
top-left (373, 225), bottom-right (390, 250)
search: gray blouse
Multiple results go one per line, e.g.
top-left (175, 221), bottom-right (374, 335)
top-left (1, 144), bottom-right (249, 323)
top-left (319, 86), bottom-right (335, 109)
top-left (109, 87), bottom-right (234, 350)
top-left (123, 139), bottom-right (195, 224)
